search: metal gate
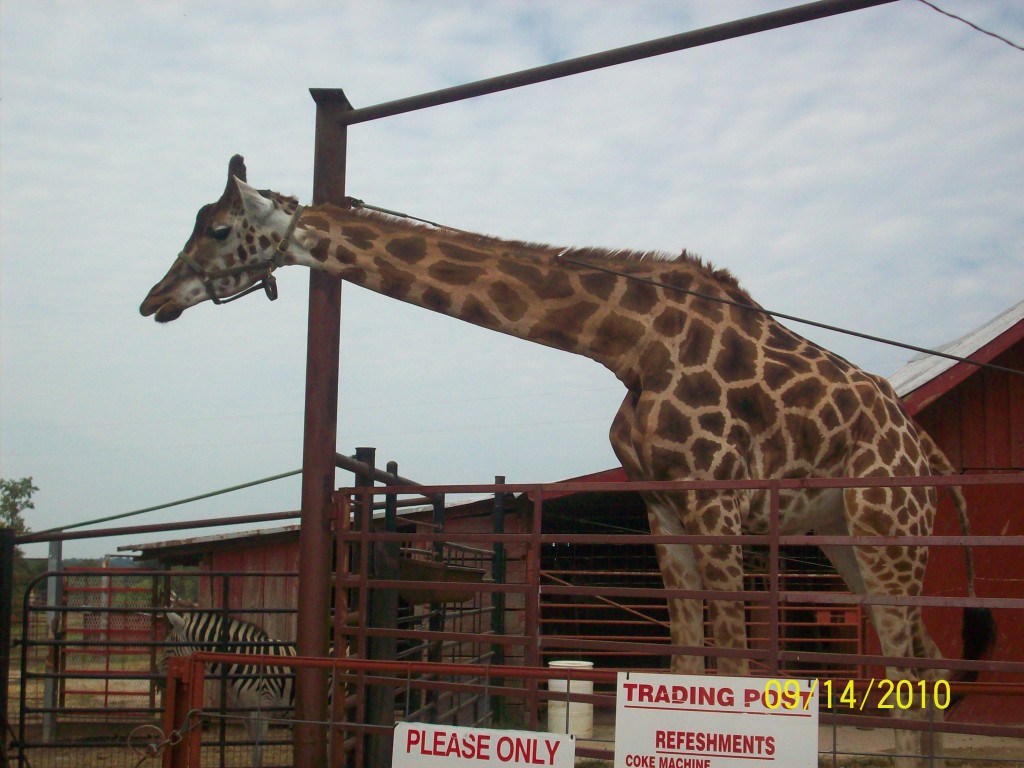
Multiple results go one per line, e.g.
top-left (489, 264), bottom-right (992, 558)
top-left (7, 474), bottom-right (1024, 767)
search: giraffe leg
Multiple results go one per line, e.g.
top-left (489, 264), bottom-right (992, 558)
top-left (685, 492), bottom-right (749, 677)
top-left (865, 605), bottom-right (945, 768)
top-left (819, 489), bottom-right (944, 768)
top-left (611, 394), bottom-right (749, 676)
top-left (613, 395), bottom-right (706, 672)
top-left (646, 501), bottom-right (706, 675)
top-left (650, 491), bottom-right (750, 677)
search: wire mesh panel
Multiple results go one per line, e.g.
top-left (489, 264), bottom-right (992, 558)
top-left (13, 569), bottom-right (302, 768)
top-left (15, 570), bottom-right (160, 768)
top-left (62, 568), bottom-right (156, 715)
top-left (9, 475), bottom-right (1024, 768)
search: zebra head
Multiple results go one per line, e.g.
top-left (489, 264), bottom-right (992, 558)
top-left (156, 611), bottom-right (192, 682)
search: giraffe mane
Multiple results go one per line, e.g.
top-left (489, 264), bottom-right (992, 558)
top-left (259, 190), bottom-right (299, 207)
top-left (560, 246), bottom-right (747, 291)
top-left (340, 204), bottom-right (752, 300)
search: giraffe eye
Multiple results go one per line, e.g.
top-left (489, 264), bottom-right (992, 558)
top-left (209, 225), bottom-right (231, 241)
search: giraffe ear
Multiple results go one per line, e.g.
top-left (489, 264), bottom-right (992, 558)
top-left (235, 177), bottom-right (275, 223)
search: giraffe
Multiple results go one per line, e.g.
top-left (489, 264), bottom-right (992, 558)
top-left (142, 156), bottom-right (993, 765)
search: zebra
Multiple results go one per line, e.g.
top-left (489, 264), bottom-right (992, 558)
top-left (158, 605), bottom-right (296, 768)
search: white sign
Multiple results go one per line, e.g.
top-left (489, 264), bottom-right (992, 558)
top-left (614, 672), bottom-right (818, 768)
top-left (393, 722), bottom-right (575, 768)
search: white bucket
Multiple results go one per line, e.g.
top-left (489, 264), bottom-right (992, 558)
top-left (546, 660), bottom-right (594, 738)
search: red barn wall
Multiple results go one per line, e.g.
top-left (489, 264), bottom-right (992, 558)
top-left (917, 342), bottom-right (1024, 471)
top-left (197, 537), bottom-right (300, 642)
top-left (869, 339), bottom-right (1024, 723)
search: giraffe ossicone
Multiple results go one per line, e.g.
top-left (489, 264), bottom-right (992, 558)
top-left (142, 156), bottom-right (994, 767)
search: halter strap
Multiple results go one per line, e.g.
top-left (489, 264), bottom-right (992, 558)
top-left (177, 203), bottom-right (305, 305)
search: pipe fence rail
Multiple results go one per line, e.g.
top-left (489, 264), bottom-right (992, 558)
top-left (5, 472), bottom-right (1024, 767)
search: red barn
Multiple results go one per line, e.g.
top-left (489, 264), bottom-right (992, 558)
top-left (888, 300), bottom-right (1024, 723)
top-left (125, 301), bottom-right (1022, 723)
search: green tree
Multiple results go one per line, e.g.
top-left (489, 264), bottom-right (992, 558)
top-left (2, 477), bottom-right (40, 624)
top-left (1, 476), bottom-right (38, 540)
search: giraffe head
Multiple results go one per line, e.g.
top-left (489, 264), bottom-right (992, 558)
top-left (140, 155), bottom-right (315, 322)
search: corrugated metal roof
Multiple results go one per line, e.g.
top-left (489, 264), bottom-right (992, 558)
top-left (117, 495), bottom-right (497, 557)
top-left (117, 524), bottom-right (301, 557)
top-left (889, 299), bottom-right (1024, 398)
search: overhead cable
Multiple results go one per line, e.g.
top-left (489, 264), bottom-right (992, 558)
top-left (557, 254), bottom-right (1023, 379)
top-left (916, 0), bottom-right (1024, 52)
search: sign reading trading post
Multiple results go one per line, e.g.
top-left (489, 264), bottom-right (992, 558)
top-left (393, 722), bottom-right (575, 768)
top-left (614, 672), bottom-right (818, 768)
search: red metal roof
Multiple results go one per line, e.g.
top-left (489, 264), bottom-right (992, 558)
top-left (530, 467), bottom-right (629, 501)
top-left (890, 300), bottom-right (1024, 416)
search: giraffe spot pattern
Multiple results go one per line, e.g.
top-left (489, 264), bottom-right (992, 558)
top-left (487, 281), bottom-right (529, 321)
top-left (551, 301), bottom-right (602, 332)
top-left (460, 295), bottom-right (500, 329)
top-left (726, 385), bottom-right (776, 434)
top-left (438, 242), bottom-right (488, 263)
top-left (679, 320), bottom-right (715, 368)
top-left (427, 261), bottom-right (486, 286)
top-left (716, 328), bottom-right (759, 382)
top-left (332, 244), bottom-right (359, 265)
top-left (675, 371), bottom-right (722, 409)
top-left (656, 403), bottom-right (692, 445)
top-left (386, 236), bottom-right (428, 264)
top-left (421, 286), bottom-right (453, 313)
top-left (580, 271), bottom-right (617, 300)
top-left (620, 281), bottom-right (659, 313)
top-left (374, 258), bottom-right (416, 300)
top-left (593, 315), bottom-right (646, 359)
top-left (160, 181), bottom-right (955, 695)
top-left (341, 225), bottom-right (378, 250)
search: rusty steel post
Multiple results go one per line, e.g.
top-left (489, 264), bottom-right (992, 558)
top-left (525, 487), bottom-right (543, 730)
top-left (295, 87), bottom-right (351, 768)
top-left (768, 480), bottom-right (781, 678)
top-left (491, 476), bottom-right (508, 725)
top-left (369, 458), bottom-right (399, 745)
top-left (0, 527), bottom-right (13, 764)
top-left (162, 656), bottom-right (204, 768)
top-left (330, 493), bottom-right (354, 768)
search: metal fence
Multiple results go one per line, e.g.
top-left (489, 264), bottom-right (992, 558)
top-left (5, 473), bottom-right (1024, 767)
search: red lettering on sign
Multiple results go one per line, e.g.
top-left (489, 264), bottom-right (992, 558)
top-left (402, 727), bottom-right (495, 760)
top-left (406, 727), bottom-right (423, 752)
top-left (625, 684), bottom-right (736, 707)
top-left (625, 754), bottom-right (655, 767)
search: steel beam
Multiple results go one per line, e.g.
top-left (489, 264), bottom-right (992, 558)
top-left (337, 0), bottom-right (897, 126)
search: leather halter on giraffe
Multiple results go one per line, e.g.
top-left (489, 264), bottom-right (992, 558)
top-left (142, 156), bottom-right (993, 764)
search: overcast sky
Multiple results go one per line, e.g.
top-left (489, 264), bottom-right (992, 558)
top-left (2, 1), bottom-right (1022, 559)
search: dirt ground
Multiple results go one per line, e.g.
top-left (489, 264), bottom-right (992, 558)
top-left (816, 725), bottom-right (1024, 767)
top-left (12, 725), bottom-right (1024, 767)
top-left (11, 707), bottom-right (1023, 767)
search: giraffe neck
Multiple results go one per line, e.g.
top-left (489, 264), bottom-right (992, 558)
top-left (271, 197), bottom-right (756, 389)
top-left (301, 204), bottom-right (624, 362)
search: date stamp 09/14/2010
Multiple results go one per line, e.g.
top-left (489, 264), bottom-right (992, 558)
top-left (762, 677), bottom-right (953, 711)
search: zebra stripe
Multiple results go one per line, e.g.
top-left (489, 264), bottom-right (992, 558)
top-left (160, 610), bottom-right (296, 767)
